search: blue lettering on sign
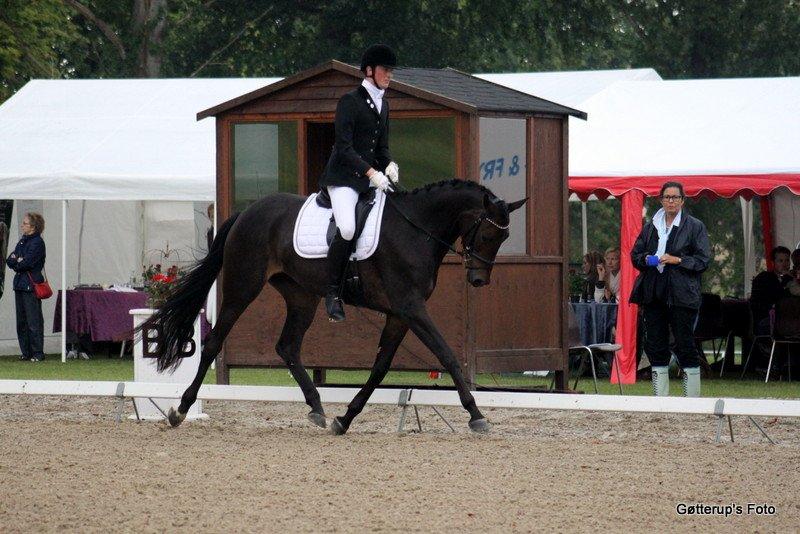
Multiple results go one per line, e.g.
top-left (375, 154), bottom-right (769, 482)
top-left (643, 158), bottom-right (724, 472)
top-left (482, 159), bottom-right (495, 180)
top-left (495, 158), bottom-right (504, 177)
top-left (480, 155), bottom-right (521, 180)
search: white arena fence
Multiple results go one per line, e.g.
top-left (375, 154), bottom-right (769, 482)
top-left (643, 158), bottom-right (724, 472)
top-left (2, 379), bottom-right (799, 418)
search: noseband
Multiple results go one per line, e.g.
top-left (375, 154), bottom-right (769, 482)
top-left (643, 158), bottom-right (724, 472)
top-left (461, 213), bottom-right (509, 268)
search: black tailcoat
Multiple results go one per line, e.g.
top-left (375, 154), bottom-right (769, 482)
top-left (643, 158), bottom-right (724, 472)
top-left (320, 85), bottom-right (391, 193)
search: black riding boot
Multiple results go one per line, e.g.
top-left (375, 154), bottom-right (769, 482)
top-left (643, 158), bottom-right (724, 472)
top-left (325, 231), bottom-right (353, 322)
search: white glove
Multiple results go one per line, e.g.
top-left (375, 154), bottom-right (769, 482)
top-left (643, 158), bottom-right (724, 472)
top-left (369, 171), bottom-right (391, 191)
top-left (385, 161), bottom-right (399, 183)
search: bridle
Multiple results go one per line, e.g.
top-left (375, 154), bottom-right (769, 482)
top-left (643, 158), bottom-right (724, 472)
top-left (386, 193), bottom-right (508, 268)
top-left (460, 212), bottom-right (509, 268)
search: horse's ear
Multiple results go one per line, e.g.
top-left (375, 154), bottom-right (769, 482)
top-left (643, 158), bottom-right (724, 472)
top-left (507, 198), bottom-right (528, 213)
top-left (483, 193), bottom-right (492, 210)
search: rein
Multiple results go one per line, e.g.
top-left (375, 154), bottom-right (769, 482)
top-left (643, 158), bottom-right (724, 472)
top-left (385, 187), bottom-right (505, 268)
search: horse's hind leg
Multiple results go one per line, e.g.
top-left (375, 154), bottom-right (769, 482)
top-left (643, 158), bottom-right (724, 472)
top-left (168, 295), bottom-right (259, 426)
top-left (169, 271), bottom-right (268, 427)
top-left (269, 273), bottom-right (326, 428)
top-left (331, 315), bottom-right (408, 435)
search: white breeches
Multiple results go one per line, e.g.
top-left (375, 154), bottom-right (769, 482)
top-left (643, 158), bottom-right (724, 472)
top-left (327, 186), bottom-right (360, 241)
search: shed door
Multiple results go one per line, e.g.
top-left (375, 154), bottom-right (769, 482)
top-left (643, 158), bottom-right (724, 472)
top-left (306, 122), bottom-right (335, 193)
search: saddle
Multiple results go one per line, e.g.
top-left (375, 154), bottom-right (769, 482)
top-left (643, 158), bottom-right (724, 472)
top-left (292, 187), bottom-right (387, 261)
top-left (315, 187), bottom-right (377, 246)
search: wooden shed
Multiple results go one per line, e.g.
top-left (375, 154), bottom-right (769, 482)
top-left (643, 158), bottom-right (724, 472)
top-left (198, 60), bottom-right (586, 390)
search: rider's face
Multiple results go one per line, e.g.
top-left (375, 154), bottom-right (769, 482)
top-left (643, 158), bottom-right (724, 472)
top-left (368, 65), bottom-right (393, 90)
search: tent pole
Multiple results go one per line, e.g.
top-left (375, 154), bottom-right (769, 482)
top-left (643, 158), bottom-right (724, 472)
top-left (210, 202), bottom-right (217, 371)
top-left (760, 197), bottom-right (774, 271)
top-left (740, 197), bottom-right (754, 297)
top-left (581, 201), bottom-right (588, 255)
top-left (212, 201), bottom-right (217, 327)
top-left (140, 201), bottom-right (146, 267)
top-left (61, 200), bottom-right (67, 363)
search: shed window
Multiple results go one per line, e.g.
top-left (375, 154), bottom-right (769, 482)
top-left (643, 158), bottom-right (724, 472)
top-left (233, 122), bottom-right (297, 211)
top-left (391, 117), bottom-right (456, 191)
top-left (479, 118), bottom-right (527, 255)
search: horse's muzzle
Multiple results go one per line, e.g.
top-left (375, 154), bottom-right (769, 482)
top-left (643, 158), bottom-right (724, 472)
top-left (467, 270), bottom-right (490, 287)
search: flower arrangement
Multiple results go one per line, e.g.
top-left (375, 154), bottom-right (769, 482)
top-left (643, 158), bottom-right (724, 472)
top-left (568, 267), bottom-right (585, 301)
top-left (142, 264), bottom-right (184, 307)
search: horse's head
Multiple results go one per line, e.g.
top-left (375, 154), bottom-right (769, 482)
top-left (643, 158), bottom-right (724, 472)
top-left (462, 194), bottom-right (527, 287)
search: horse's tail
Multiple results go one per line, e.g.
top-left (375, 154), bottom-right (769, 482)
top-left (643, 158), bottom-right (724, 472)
top-left (139, 212), bottom-right (241, 372)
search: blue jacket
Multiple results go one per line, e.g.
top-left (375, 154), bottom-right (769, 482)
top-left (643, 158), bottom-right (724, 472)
top-left (6, 233), bottom-right (46, 292)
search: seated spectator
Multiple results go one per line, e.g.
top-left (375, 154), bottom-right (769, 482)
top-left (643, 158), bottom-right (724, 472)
top-left (791, 248), bottom-right (800, 275)
top-left (750, 245), bottom-right (792, 334)
top-left (787, 267), bottom-right (800, 297)
top-left (594, 247), bottom-right (621, 303)
top-left (580, 250), bottom-right (605, 302)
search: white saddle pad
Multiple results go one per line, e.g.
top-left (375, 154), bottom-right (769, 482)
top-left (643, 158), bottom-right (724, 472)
top-left (293, 189), bottom-right (387, 260)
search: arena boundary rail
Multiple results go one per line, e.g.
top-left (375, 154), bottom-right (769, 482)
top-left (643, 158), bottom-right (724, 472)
top-left (1, 380), bottom-right (798, 444)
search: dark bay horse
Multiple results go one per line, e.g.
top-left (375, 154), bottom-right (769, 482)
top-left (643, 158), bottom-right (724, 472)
top-left (145, 179), bottom-right (526, 434)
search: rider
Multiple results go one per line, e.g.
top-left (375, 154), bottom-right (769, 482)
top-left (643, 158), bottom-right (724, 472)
top-left (319, 44), bottom-right (400, 322)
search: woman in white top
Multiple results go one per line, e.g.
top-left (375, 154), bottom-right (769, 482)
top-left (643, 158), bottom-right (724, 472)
top-left (594, 247), bottom-right (621, 303)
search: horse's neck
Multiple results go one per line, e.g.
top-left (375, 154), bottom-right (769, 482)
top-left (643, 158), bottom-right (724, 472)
top-left (399, 187), bottom-right (483, 243)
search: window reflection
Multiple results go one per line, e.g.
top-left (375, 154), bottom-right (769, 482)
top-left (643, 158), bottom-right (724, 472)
top-left (233, 122), bottom-right (297, 211)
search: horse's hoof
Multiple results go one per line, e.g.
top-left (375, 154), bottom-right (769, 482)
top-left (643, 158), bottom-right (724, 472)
top-left (468, 418), bottom-right (491, 433)
top-left (307, 411), bottom-right (327, 428)
top-left (330, 417), bottom-right (348, 435)
top-left (167, 407), bottom-right (186, 428)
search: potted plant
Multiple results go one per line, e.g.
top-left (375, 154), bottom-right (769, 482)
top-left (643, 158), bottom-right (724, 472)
top-left (142, 264), bottom-right (184, 308)
top-left (568, 267), bottom-right (584, 302)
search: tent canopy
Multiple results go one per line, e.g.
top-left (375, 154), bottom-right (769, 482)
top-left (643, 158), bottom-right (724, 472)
top-left (564, 76), bottom-right (800, 385)
top-left (476, 68), bottom-right (661, 108)
top-left (568, 77), bottom-right (800, 199)
top-left (0, 78), bottom-right (280, 201)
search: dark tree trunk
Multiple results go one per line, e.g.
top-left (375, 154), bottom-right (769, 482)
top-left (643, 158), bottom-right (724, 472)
top-left (133, 0), bottom-right (168, 77)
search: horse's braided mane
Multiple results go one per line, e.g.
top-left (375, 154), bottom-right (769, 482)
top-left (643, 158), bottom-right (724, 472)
top-left (392, 178), bottom-right (497, 199)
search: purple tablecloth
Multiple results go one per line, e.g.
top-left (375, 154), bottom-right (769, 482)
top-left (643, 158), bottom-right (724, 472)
top-left (53, 290), bottom-right (148, 341)
top-left (53, 290), bottom-right (211, 342)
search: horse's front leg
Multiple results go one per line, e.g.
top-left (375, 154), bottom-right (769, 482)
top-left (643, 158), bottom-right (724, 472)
top-left (401, 305), bottom-right (489, 433)
top-left (330, 315), bottom-right (408, 435)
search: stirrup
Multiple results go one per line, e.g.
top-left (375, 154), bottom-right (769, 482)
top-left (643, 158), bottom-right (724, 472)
top-left (325, 294), bottom-right (346, 322)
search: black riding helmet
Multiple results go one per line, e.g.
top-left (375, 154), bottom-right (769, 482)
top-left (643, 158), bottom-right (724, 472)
top-left (360, 44), bottom-right (397, 73)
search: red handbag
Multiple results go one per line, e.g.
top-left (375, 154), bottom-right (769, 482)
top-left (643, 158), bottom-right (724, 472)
top-left (28, 271), bottom-right (53, 300)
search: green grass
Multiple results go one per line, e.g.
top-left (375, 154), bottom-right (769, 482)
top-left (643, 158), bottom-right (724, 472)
top-left (1, 355), bottom-right (797, 399)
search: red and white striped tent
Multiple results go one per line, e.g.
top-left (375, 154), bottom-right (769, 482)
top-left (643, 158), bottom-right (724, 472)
top-left (568, 77), bottom-right (800, 384)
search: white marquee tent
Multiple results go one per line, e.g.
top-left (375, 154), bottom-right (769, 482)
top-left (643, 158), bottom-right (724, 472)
top-left (477, 67), bottom-right (662, 108)
top-left (0, 78), bottom-right (279, 357)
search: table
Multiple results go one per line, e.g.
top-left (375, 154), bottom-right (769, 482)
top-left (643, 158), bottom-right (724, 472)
top-left (54, 289), bottom-right (148, 341)
top-left (570, 301), bottom-right (618, 346)
top-left (53, 289), bottom-right (211, 342)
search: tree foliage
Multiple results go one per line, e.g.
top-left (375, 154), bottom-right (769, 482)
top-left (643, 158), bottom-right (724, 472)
top-left (3, 0), bottom-right (797, 93)
top-left (0, 0), bottom-right (77, 101)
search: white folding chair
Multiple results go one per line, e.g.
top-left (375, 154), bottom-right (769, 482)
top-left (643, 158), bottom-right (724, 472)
top-left (572, 343), bottom-right (624, 394)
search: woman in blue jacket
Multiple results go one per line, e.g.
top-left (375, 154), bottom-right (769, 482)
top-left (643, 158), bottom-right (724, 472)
top-left (6, 212), bottom-right (47, 361)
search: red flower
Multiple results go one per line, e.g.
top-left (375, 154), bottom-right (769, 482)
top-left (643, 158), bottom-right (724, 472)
top-left (152, 273), bottom-right (169, 282)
